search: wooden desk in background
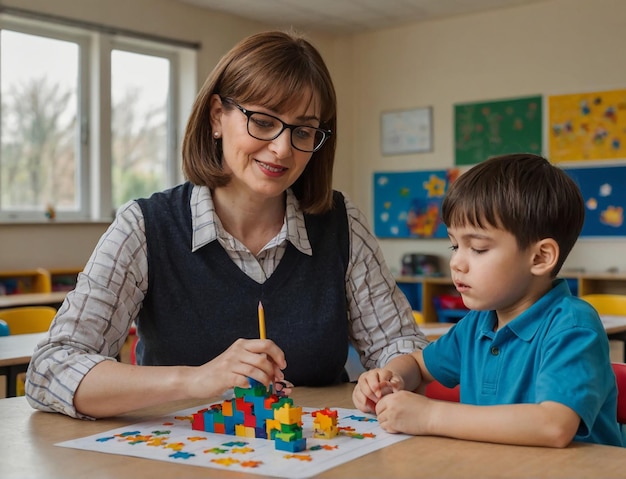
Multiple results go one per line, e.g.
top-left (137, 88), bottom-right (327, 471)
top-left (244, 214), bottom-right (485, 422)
top-left (603, 315), bottom-right (626, 335)
top-left (0, 333), bottom-right (45, 397)
top-left (422, 316), bottom-right (626, 363)
top-left (1, 383), bottom-right (624, 479)
top-left (397, 272), bottom-right (626, 323)
top-left (0, 291), bottom-right (67, 309)
top-left (420, 322), bottom-right (455, 340)
top-left (421, 316), bottom-right (626, 338)
top-left (2, 318), bottom-right (625, 397)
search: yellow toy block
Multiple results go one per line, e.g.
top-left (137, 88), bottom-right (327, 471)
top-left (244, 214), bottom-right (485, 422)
top-left (312, 408), bottom-right (339, 439)
top-left (266, 418), bottom-right (281, 436)
top-left (274, 403), bottom-right (302, 425)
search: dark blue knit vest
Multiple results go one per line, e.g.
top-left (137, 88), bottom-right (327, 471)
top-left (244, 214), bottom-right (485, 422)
top-left (136, 183), bottom-right (350, 386)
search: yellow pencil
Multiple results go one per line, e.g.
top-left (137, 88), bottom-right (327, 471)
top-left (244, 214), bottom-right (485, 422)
top-left (258, 301), bottom-right (266, 340)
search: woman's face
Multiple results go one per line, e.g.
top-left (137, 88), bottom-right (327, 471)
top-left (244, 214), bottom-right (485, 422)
top-left (210, 94), bottom-right (320, 200)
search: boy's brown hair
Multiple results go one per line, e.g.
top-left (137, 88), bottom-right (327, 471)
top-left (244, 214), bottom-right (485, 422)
top-left (442, 153), bottom-right (585, 276)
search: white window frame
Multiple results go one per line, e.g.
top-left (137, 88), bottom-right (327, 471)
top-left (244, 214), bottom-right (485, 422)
top-left (0, 17), bottom-right (90, 221)
top-left (0, 13), bottom-right (196, 223)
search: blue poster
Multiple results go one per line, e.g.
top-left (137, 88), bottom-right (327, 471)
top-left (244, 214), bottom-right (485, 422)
top-left (563, 165), bottom-right (626, 237)
top-left (373, 169), bottom-right (459, 238)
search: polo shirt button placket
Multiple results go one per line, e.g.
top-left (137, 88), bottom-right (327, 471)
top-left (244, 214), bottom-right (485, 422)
top-left (490, 346), bottom-right (500, 356)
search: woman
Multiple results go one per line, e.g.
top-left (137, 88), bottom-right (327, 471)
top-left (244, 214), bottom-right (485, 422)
top-left (26, 30), bottom-right (427, 419)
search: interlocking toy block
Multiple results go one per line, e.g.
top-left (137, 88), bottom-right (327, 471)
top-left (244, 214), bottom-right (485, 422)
top-left (312, 407), bottom-right (339, 439)
top-left (192, 408), bottom-right (207, 430)
top-left (275, 437), bottom-right (307, 452)
top-left (191, 378), bottom-right (308, 452)
top-left (274, 402), bottom-right (302, 426)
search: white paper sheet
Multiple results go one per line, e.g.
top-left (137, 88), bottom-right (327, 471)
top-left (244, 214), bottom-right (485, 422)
top-left (56, 405), bottom-right (410, 478)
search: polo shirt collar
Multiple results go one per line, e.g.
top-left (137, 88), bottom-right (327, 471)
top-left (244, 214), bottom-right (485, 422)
top-left (190, 185), bottom-right (312, 255)
top-left (488, 278), bottom-right (570, 341)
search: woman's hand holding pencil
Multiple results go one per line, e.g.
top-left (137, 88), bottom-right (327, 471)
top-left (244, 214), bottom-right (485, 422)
top-left (181, 303), bottom-right (287, 400)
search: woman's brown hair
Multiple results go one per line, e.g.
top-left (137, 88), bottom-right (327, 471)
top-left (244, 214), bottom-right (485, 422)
top-left (182, 30), bottom-right (337, 214)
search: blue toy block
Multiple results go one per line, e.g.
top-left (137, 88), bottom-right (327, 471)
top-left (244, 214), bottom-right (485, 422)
top-left (249, 395), bottom-right (267, 414)
top-left (232, 408), bottom-right (244, 424)
top-left (223, 414), bottom-right (237, 435)
top-left (202, 410), bottom-right (215, 433)
top-left (275, 437), bottom-right (306, 452)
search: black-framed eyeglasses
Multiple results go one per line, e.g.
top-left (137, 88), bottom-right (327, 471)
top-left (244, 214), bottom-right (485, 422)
top-left (220, 97), bottom-right (332, 153)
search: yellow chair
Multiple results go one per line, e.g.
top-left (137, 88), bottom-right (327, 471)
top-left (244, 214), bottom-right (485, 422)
top-left (0, 306), bottom-right (57, 335)
top-left (412, 310), bottom-right (425, 324)
top-left (580, 294), bottom-right (626, 316)
top-left (580, 294), bottom-right (626, 363)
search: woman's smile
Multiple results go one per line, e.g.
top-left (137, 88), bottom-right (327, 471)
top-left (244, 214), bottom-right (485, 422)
top-left (256, 159), bottom-right (288, 175)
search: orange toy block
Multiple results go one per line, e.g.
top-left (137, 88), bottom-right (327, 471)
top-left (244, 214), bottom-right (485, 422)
top-left (222, 401), bottom-right (234, 416)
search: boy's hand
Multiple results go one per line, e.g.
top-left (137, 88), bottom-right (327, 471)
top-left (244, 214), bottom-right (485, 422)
top-left (352, 368), bottom-right (404, 413)
top-left (376, 390), bottom-right (431, 434)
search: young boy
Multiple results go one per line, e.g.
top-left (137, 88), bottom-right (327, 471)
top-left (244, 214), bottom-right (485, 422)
top-left (353, 153), bottom-right (623, 448)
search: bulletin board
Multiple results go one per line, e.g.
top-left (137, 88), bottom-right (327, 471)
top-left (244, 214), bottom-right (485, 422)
top-left (454, 95), bottom-right (542, 165)
top-left (562, 164), bottom-right (626, 237)
top-left (380, 107), bottom-right (433, 155)
top-left (549, 88), bottom-right (626, 163)
top-left (373, 169), bottom-right (460, 239)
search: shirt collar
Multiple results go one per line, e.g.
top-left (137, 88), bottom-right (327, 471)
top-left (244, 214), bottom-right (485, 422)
top-left (190, 185), bottom-right (312, 255)
top-left (489, 278), bottom-right (571, 342)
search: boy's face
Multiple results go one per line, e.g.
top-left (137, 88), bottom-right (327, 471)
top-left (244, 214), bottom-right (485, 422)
top-left (447, 223), bottom-right (541, 324)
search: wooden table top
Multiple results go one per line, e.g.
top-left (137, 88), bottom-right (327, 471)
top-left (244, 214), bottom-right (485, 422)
top-left (420, 322), bottom-right (455, 340)
top-left (1, 384), bottom-right (625, 478)
top-left (602, 315), bottom-right (626, 335)
top-left (0, 332), bottom-right (45, 367)
top-left (0, 291), bottom-right (67, 309)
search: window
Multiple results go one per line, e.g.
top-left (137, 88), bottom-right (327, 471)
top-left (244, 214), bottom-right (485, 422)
top-left (0, 14), bottom-right (195, 221)
top-left (111, 46), bottom-right (173, 209)
top-left (1, 25), bottom-right (83, 219)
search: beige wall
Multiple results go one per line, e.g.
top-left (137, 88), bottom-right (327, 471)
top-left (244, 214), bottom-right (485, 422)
top-left (1, 0), bottom-right (625, 277)
top-left (348, 0), bottom-right (626, 276)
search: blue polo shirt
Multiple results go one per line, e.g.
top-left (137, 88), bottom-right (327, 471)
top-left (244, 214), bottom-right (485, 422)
top-left (423, 279), bottom-right (623, 447)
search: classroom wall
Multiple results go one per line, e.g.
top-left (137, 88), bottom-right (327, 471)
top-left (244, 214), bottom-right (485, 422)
top-left (347, 0), bottom-right (626, 276)
top-left (1, 0), bottom-right (625, 277)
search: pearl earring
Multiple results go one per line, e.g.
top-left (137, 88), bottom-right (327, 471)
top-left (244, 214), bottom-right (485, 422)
top-left (213, 132), bottom-right (220, 138)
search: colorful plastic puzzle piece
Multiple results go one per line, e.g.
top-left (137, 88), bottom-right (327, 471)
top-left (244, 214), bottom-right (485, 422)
top-left (312, 407), bottom-right (339, 439)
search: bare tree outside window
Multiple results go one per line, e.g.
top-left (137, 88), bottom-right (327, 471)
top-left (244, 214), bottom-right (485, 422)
top-left (0, 30), bottom-right (78, 213)
top-left (0, 20), bottom-right (184, 221)
top-left (111, 50), bottom-right (169, 209)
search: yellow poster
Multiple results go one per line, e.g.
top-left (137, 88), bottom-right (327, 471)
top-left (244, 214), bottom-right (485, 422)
top-left (548, 89), bottom-right (626, 163)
